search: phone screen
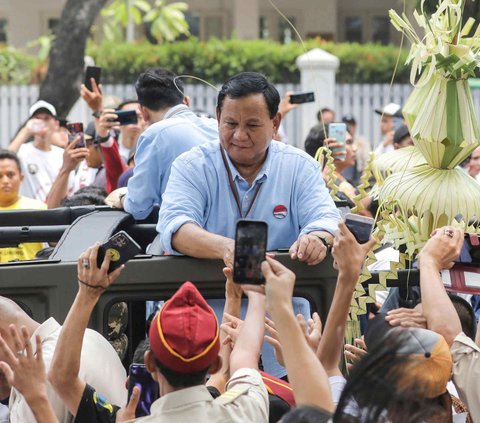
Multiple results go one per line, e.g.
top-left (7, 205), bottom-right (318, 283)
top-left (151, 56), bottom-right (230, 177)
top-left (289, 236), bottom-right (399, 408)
top-left (328, 123), bottom-right (347, 160)
top-left (345, 218), bottom-right (374, 244)
top-left (84, 66), bottom-right (101, 91)
top-left (127, 364), bottom-right (159, 417)
top-left (66, 122), bottom-right (85, 148)
top-left (233, 220), bottom-right (268, 284)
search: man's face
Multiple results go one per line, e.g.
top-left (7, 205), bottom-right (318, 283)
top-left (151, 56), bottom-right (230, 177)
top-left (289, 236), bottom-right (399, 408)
top-left (0, 159), bottom-right (22, 206)
top-left (120, 103), bottom-right (147, 140)
top-left (85, 142), bottom-right (103, 169)
top-left (217, 94), bottom-right (280, 169)
top-left (468, 147), bottom-right (480, 177)
top-left (321, 111), bottom-right (335, 125)
top-left (380, 115), bottom-right (394, 135)
top-left (32, 112), bottom-right (58, 137)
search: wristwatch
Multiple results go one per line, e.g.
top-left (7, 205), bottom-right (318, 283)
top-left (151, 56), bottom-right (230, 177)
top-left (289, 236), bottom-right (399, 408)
top-left (310, 233), bottom-right (332, 253)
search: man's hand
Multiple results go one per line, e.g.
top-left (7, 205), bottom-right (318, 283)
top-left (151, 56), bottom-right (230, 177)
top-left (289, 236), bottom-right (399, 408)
top-left (385, 307), bottom-right (427, 329)
top-left (331, 222), bottom-right (377, 281)
top-left (222, 239), bottom-right (235, 269)
top-left (0, 325), bottom-right (48, 404)
top-left (418, 226), bottom-right (464, 271)
top-left (105, 187), bottom-right (128, 209)
top-left (383, 130), bottom-right (394, 148)
top-left (80, 78), bottom-right (103, 113)
top-left (95, 108), bottom-right (119, 138)
top-left (61, 136), bottom-right (89, 172)
top-left (262, 256), bottom-right (296, 313)
top-left (324, 137), bottom-right (347, 161)
top-left (344, 338), bottom-right (367, 371)
top-left (220, 313), bottom-right (244, 348)
top-left (26, 118), bottom-right (48, 137)
top-left (115, 386), bottom-right (140, 422)
top-left (279, 91), bottom-right (299, 117)
top-left (77, 243), bottom-right (124, 301)
top-left (289, 233), bottom-right (329, 265)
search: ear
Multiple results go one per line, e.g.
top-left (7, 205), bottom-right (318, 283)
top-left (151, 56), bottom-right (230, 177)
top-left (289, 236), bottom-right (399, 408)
top-left (208, 355), bottom-right (222, 375)
top-left (144, 350), bottom-right (159, 381)
top-left (272, 112), bottom-right (282, 134)
top-left (183, 96), bottom-right (191, 107)
top-left (139, 105), bottom-right (150, 123)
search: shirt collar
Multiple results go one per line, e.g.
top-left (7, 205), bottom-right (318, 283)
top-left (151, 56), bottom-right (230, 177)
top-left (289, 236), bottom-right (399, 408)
top-left (164, 104), bottom-right (190, 119)
top-left (222, 142), bottom-right (273, 184)
top-left (150, 385), bottom-right (213, 413)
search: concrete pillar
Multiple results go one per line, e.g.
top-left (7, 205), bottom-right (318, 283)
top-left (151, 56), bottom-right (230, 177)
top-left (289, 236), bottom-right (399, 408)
top-left (296, 48), bottom-right (340, 145)
top-left (232, 0), bottom-right (259, 39)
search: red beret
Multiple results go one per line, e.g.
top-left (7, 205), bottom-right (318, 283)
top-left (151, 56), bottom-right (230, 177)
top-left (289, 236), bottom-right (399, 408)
top-left (149, 281), bottom-right (220, 374)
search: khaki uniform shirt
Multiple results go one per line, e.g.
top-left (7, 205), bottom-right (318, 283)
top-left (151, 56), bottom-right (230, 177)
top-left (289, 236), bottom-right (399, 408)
top-left (451, 332), bottom-right (480, 420)
top-left (132, 368), bottom-right (268, 423)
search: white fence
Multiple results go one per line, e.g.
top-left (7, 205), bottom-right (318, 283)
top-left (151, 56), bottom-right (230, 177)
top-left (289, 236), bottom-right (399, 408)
top-left (3, 83), bottom-right (480, 150)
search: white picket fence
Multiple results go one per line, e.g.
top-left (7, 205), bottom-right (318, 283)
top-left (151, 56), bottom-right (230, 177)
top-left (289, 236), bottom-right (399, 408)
top-left (3, 83), bottom-right (480, 150)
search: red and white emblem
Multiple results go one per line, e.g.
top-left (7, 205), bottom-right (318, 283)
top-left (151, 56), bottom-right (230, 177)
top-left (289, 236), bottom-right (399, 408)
top-left (273, 205), bottom-right (288, 219)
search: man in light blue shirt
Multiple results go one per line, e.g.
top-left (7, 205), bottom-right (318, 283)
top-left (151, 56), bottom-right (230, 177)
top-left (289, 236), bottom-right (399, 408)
top-left (109, 68), bottom-right (218, 219)
top-left (158, 72), bottom-right (340, 265)
top-left (157, 72), bottom-right (340, 378)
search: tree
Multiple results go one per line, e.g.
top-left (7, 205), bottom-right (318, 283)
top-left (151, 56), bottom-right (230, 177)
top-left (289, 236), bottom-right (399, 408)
top-left (101, 0), bottom-right (190, 43)
top-left (38, 0), bottom-right (108, 119)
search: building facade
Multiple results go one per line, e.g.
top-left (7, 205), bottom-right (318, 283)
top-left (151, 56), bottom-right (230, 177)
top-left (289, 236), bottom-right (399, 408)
top-left (0, 0), bottom-right (405, 48)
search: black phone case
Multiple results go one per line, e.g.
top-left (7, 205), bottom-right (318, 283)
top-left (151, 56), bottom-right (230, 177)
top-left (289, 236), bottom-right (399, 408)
top-left (233, 220), bottom-right (268, 285)
top-left (84, 66), bottom-right (101, 91)
top-left (289, 92), bottom-right (315, 104)
top-left (114, 110), bottom-right (138, 125)
top-left (97, 231), bottom-right (141, 272)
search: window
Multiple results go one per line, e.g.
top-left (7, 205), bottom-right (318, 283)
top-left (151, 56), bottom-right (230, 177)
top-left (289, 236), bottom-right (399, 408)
top-left (48, 18), bottom-right (60, 35)
top-left (185, 13), bottom-right (200, 38)
top-left (0, 19), bottom-right (7, 43)
top-left (204, 16), bottom-right (223, 39)
top-left (372, 16), bottom-right (390, 45)
top-left (345, 16), bottom-right (363, 43)
top-left (278, 16), bottom-right (296, 44)
top-left (259, 16), bottom-right (269, 39)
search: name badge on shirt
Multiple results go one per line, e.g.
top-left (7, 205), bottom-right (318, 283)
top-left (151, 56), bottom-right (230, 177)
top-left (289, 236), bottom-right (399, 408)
top-left (273, 204), bottom-right (288, 219)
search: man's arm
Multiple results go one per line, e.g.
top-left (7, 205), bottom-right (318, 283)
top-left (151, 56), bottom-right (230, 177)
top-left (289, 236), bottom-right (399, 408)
top-left (317, 222), bottom-right (376, 375)
top-left (48, 244), bottom-right (123, 416)
top-left (172, 223), bottom-right (235, 267)
top-left (0, 326), bottom-right (59, 423)
top-left (229, 289), bottom-right (265, 375)
top-left (262, 257), bottom-right (334, 411)
top-left (418, 227), bottom-right (463, 346)
top-left (8, 124), bottom-right (34, 153)
top-left (46, 137), bottom-right (88, 209)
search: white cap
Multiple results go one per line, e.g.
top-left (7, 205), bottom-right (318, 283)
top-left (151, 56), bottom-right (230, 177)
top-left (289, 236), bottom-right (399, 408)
top-left (374, 102), bottom-right (401, 117)
top-left (29, 100), bottom-right (57, 118)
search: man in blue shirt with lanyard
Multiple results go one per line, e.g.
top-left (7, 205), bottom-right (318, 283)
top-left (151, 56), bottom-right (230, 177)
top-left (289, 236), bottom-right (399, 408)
top-left (107, 68), bottom-right (218, 219)
top-left (157, 72), bottom-right (340, 377)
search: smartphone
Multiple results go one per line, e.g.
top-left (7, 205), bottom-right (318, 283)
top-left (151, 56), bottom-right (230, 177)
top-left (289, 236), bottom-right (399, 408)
top-left (96, 231), bottom-right (141, 273)
top-left (328, 123), bottom-right (347, 160)
top-left (84, 66), bottom-right (101, 91)
top-left (108, 109), bottom-right (138, 126)
top-left (127, 364), bottom-right (159, 417)
top-left (233, 220), bottom-right (268, 285)
top-left (66, 122), bottom-right (85, 148)
top-left (289, 92), bottom-right (315, 104)
top-left (344, 213), bottom-right (375, 244)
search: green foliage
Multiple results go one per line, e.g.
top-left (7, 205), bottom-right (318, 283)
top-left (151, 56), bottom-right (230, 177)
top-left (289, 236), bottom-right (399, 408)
top-left (0, 48), bottom-right (37, 84)
top-left (87, 38), bottom-right (411, 84)
top-left (101, 0), bottom-right (189, 43)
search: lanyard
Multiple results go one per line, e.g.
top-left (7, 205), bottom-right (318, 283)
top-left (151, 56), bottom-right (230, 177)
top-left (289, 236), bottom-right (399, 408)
top-left (220, 147), bottom-right (262, 218)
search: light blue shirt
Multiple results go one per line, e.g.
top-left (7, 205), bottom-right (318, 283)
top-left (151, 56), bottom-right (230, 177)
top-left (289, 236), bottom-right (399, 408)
top-left (158, 140), bottom-right (341, 253)
top-left (124, 105), bottom-right (218, 220)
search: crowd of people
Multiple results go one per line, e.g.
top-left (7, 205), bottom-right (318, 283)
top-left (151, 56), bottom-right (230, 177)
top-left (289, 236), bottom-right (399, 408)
top-left (0, 66), bottom-right (479, 423)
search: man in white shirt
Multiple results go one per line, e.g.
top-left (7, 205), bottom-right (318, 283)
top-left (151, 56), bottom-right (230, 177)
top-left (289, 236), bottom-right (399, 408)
top-left (8, 100), bottom-right (73, 202)
top-left (0, 297), bottom-right (127, 423)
